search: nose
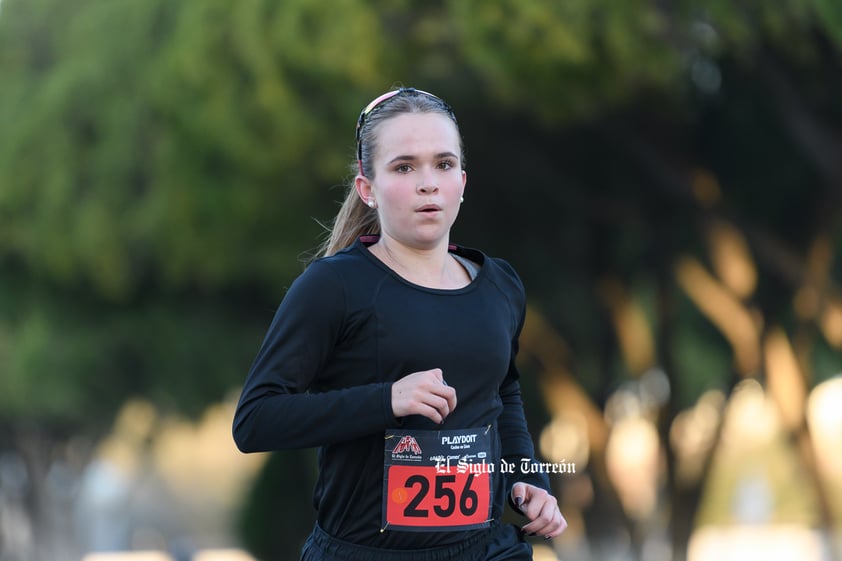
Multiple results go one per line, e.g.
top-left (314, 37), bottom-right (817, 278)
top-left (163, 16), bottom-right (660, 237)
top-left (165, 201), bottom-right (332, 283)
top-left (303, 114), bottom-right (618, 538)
top-left (416, 173), bottom-right (438, 194)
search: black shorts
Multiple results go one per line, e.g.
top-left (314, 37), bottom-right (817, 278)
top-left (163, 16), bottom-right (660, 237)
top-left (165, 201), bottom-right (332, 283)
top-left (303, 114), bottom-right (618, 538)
top-left (301, 522), bottom-right (533, 561)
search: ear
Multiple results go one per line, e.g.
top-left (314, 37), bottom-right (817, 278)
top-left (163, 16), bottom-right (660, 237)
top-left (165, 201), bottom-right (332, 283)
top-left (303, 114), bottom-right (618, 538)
top-left (355, 174), bottom-right (374, 206)
top-left (461, 169), bottom-right (467, 198)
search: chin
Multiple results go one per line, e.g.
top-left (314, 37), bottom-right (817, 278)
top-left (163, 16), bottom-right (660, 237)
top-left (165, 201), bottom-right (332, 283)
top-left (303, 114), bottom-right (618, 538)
top-left (406, 234), bottom-right (448, 250)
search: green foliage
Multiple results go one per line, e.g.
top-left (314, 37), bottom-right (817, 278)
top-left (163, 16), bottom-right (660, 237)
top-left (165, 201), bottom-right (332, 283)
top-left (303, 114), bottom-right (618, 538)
top-left (0, 271), bottom-right (265, 425)
top-left (0, 0), bottom-right (395, 300)
top-left (812, 0), bottom-right (842, 45)
top-left (2, 0), bottom-right (839, 303)
top-left (451, 0), bottom-right (682, 122)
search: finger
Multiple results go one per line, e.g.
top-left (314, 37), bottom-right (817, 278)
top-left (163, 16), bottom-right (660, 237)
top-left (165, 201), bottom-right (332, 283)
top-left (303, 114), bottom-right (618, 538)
top-left (445, 386), bottom-right (457, 412)
top-left (427, 394), bottom-right (453, 421)
top-left (403, 389), bottom-right (450, 422)
top-left (427, 381), bottom-right (457, 410)
top-left (520, 501), bottom-right (547, 534)
top-left (519, 487), bottom-right (551, 526)
top-left (414, 402), bottom-right (446, 424)
top-left (429, 405), bottom-right (447, 425)
top-left (441, 376), bottom-right (456, 410)
top-left (522, 501), bottom-right (565, 537)
top-left (548, 512), bottom-right (569, 538)
top-left (537, 510), bottom-right (567, 539)
top-left (511, 482), bottom-right (527, 511)
top-left (407, 402), bottom-right (444, 424)
top-left (430, 369), bottom-right (457, 409)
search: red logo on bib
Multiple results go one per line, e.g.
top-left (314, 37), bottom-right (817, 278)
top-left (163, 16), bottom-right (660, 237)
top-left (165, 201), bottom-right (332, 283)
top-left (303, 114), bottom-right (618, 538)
top-left (392, 435), bottom-right (422, 455)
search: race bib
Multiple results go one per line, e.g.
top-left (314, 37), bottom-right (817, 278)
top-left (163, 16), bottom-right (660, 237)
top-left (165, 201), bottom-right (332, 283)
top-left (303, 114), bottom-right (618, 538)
top-left (382, 426), bottom-right (493, 532)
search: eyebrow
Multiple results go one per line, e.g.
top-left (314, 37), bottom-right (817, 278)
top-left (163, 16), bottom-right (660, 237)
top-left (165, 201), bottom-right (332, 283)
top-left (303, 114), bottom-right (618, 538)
top-left (386, 151), bottom-right (459, 165)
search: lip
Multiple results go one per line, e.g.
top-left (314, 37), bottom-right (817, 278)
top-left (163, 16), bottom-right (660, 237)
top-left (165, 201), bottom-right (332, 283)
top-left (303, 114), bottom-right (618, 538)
top-left (415, 204), bottom-right (442, 213)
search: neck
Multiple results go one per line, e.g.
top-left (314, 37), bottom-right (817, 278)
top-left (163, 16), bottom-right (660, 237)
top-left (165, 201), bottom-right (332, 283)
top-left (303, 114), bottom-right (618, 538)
top-left (370, 236), bottom-right (468, 289)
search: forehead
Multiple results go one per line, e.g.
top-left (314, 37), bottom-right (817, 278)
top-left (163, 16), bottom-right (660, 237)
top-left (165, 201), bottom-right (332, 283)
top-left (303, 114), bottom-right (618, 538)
top-left (374, 112), bottom-right (461, 157)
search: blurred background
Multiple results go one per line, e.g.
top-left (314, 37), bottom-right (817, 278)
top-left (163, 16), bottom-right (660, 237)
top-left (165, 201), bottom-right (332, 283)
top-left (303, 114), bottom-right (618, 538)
top-left (1, 0), bottom-right (842, 560)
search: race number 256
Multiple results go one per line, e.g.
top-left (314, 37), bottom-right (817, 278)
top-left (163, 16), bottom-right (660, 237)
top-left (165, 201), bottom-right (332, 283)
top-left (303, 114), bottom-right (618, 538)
top-left (385, 465), bottom-right (490, 528)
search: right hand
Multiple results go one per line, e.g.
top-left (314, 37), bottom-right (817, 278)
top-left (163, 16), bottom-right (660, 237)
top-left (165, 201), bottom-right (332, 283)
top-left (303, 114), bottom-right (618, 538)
top-left (391, 368), bottom-right (457, 424)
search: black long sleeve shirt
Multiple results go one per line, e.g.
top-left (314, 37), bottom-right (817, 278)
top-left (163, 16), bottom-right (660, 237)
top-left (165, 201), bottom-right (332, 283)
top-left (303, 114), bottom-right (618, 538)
top-left (233, 237), bottom-right (549, 548)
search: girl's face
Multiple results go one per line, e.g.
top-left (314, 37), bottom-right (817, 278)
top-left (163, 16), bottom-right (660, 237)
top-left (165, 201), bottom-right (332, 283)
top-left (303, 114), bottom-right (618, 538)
top-left (356, 112), bottom-right (466, 251)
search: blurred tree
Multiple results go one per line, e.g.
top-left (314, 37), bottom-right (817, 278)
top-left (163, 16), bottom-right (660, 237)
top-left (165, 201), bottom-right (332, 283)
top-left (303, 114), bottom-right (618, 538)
top-left (1, 0), bottom-right (841, 559)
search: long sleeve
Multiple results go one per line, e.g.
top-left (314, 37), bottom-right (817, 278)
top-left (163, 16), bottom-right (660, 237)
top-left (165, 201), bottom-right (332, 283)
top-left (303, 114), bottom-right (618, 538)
top-left (494, 261), bottom-right (551, 497)
top-left (232, 260), bottom-right (396, 452)
top-left (498, 377), bottom-right (551, 495)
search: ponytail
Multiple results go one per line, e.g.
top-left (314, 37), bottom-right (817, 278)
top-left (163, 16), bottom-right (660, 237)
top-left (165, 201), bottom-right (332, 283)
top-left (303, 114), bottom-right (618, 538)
top-left (313, 173), bottom-right (380, 259)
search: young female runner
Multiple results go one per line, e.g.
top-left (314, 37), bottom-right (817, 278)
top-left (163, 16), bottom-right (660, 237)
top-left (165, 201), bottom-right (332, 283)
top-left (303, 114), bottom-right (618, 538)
top-left (233, 87), bottom-right (566, 560)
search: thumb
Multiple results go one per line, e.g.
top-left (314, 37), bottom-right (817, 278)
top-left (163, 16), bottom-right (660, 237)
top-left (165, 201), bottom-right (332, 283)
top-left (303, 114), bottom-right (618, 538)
top-left (511, 482), bottom-right (527, 511)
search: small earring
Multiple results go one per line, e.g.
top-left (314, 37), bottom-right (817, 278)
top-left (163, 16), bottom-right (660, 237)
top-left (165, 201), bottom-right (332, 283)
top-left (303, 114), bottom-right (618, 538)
top-left (367, 200), bottom-right (376, 208)
top-left (460, 196), bottom-right (464, 203)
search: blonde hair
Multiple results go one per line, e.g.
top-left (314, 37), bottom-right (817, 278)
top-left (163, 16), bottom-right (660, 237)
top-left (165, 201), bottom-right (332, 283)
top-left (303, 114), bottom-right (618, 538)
top-left (313, 89), bottom-right (463, 260)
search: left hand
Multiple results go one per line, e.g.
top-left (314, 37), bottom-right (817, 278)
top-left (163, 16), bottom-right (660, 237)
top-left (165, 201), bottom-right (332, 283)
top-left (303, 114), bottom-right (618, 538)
top-left (511, 482), bottom-right (568, 539)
